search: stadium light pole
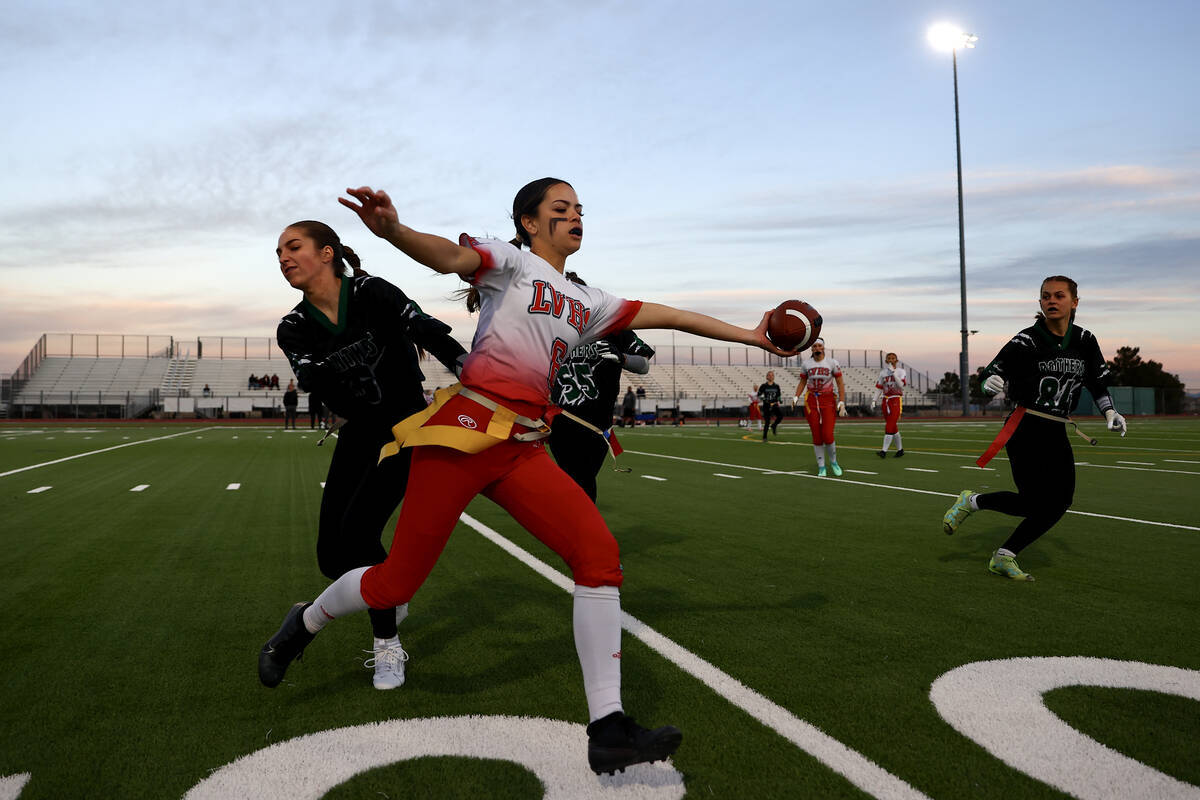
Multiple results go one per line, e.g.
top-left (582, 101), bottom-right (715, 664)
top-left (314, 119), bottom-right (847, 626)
top-left (928, 23), bottom-right (977, 416)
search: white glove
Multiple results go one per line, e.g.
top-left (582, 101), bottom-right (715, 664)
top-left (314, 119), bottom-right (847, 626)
top-left (1105, 409), bottom-right (1127, 437)
top-left (792, 395), bottom-right (799, 406)
top-left (593, 340), bottom-right (625, 365)
top-left (870, 393), bottom-right (879, 410)
top-left (837, 400), bottom-right (847, 417)
top-left (983, 374), bottom-right (1005, 395)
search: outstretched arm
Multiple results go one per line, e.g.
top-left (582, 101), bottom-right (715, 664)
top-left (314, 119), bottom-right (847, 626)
top-left (340, 186), bottom-right (480, 277)
top-left (627, 302), bottom-right (797, 357)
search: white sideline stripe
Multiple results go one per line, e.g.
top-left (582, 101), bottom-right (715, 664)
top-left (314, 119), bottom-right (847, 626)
top-left (130, 484), bottom-right (150, 492)
top-left (226, 483), bottom-right (241, 491)
top-left (1117, 460), bottom-right (1154, 466)
top-left (960, 465), bottom-right (994, 471)
top-left (27, 486), bottom-right (51, 494)
top-left (713, 473), bottom-right (742, 479)
top-left (624, 450), bottom-right (1200, 532)
top-left (1165, 459), bottom-right (1200, 464)
top-left (642, 475), bottom-right (668, 481)
top-left (458, 512), bottom-right (931, 800)
top-left (905, 468), bottom-right (938, 473)
top-left (1077, 463), bottom-right (1199, 476)
top-left (0, 428), bottom-right (211, 478)
top-left (844, 469), bottom-right (877, 475)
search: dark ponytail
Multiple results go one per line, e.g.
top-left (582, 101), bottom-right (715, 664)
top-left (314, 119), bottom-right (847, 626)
top-left (287, 220), bottom-right (368, 278)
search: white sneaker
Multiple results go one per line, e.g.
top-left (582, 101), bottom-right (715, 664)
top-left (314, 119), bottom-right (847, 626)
top-left (365, 637), bottom-right (408, 690)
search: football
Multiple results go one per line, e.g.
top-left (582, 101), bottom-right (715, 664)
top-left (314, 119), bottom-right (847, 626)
top-left (766, 300), bottom-right (822, 352)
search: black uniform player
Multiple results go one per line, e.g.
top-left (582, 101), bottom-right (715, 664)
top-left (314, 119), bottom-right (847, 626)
top-left (942, 276), bottom-right (1127, 581)
top-left (276, 219), bottom-right (467, 688)
top-left (547, 274), bottom-right (654, 501)
top-left (757, 371), bottom-right (785, 440)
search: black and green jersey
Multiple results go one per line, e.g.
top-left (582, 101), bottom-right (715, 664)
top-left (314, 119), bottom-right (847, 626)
top-left (757, 382), bottom-right (783, 408)
top-left (552, 331), bottom-right (655, 429)
top-left (981, 319), bottom-right (1113, 418)
top-left (276, 275), bottom-right (466, 430)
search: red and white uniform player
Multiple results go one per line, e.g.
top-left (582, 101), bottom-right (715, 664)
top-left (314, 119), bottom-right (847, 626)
top-left (747, 388), bottom-right (763, 429)
top-left (872, 351), bottom-right (907, 457)
top-left (792, 338), bottom-right (848, 476)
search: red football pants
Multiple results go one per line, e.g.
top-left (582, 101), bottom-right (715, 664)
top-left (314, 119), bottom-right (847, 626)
top-left (360, 439), bottom-right (623, 610)
top-left (882, 395), bottom-right (902, 435)
top-left (804, 393), bottom-right (837, 445)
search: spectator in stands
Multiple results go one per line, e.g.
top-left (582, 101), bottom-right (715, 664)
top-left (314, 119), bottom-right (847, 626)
top-left (621, 386), bottom-right (637, 427)
top-left (271, 218), bottom-right (467, 690)
top-left (792, 338), bottom-right (848, 476)
top-left (283, 380), bottom-right (299, 429)
top-left (636, 385), bottom-right (646, 399)
top-left (872, 352), bottom-right (907, 458)
top-left (258, 179), bottom-right (799, 774)
top-left (548, 272), bottom-right (654, 501)
top-left (270, 373), bottom-right (280, 389)
top-left (248, 373), bottom-right (258, 390)
top-left (202, 384), bottom-right (212, 397)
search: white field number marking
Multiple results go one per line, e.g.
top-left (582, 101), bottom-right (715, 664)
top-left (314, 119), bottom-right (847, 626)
top-left (182, 716), bottom-right (684, 800)
top-left (930, 657), bottom-right (1200, 800)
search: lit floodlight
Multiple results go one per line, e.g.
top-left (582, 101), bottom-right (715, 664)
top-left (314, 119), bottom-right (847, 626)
top-left (928, 23), bottom-right (977, 52)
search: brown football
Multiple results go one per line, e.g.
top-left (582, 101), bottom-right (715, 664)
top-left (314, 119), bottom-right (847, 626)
top-left (767, 300), bottom-right (822, 352)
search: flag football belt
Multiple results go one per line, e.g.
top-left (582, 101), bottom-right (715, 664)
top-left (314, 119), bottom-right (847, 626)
top-left (379, 383), bottom-right (550, 462)
top-left (975, 405), bottom-right (1098, 467)
top-left (557, 410), bottom-right (630, 471)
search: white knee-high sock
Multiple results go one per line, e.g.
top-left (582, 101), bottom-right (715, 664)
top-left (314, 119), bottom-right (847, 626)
top-left (303, 566), bottom-right (370, 634)
top-left (893, 433), bottom-right (903, 450)
top-left (882, 434), bottom-right (894, 451)
top-left (813, 445), bottom-right (826, 467)
top-left (573, 584), bottom-right (623, 722)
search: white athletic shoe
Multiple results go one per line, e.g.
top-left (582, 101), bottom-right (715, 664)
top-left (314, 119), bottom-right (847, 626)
top-left (366, 637), bottom-right (408, 690)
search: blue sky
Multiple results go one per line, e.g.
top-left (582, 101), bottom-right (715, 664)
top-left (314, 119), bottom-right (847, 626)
top-left (3, 0), bottom-right (1198, 390)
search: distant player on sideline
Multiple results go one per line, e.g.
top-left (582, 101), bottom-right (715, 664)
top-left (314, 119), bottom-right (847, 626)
top-left (746, 387), bottom-right (763, 430)
top-left (757, 370), bottom-right (784, 441)
top-left (872, 352), bottom-right (907, 457)
top-left (942, 275), bottom-right (1126, 581)
top-left (792, 338), bottom-right (847, 476)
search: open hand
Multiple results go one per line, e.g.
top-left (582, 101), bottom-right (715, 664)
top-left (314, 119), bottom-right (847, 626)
top-left (339, 186), bottom-right (400, 239)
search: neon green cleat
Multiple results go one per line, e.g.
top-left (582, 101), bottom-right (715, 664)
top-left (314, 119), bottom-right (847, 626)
top-left (942, 490), bottom-right (974, 535)
top-left (829, 462), bottom-right (843, 477)
top-left (817, 466), bottom-right (827, 477)
top-left (988, 553), bottom-right (1035, 581)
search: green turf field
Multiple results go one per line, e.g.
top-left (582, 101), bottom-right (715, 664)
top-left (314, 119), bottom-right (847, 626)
top-left (1, 417), bottom-right (1198, 799)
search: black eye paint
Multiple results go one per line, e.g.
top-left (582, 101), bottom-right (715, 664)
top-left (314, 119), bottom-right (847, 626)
top-left (549, 217), bottom-right (568, 233)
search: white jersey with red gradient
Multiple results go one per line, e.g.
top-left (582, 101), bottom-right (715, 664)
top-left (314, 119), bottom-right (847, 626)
top-left (458, 235), bottom-right (642, 410)
top-left (799, 355), bottom-right (842, 396)
top-left (875, 366), bottom-right (907, 397)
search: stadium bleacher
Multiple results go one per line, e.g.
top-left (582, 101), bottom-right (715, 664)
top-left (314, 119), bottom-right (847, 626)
top-left (7, 334), bottom-right (923, 419)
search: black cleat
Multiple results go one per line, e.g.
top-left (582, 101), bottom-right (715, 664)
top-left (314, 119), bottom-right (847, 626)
top-left (586, 711), bottom-right (682, 775)
top-left (259, 602), bottom-right (316, 688)
top-left (895, 449), bottom-right (905, 458)
top-left (876, 450), bottom-right (887, 459)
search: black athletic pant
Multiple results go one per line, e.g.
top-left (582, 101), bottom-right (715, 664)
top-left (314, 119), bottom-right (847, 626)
top-left (284, 406), bottom-right (297, 429)
top-left (547, 415), bottom-right (609, 503)
top-left (318, 421), bottom-right (412, 638)
top-left (976, 416), bottom-right (1075, 555)
top-left (762, 403), bottom-right (784, 438)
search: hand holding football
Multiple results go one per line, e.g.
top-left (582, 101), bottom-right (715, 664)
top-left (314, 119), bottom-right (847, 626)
top-left (766, 300), bottom-right (822, 352)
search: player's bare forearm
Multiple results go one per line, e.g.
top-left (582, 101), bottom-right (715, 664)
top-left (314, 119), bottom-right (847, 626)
top-left (629, 303), bottom-right (793, 355)
top-left (340, 185), bottom-right (479, 276)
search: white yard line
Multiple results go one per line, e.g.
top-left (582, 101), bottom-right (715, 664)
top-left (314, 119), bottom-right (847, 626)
top-left (905, 468), bottom-right (938, 473)
top-left (622, 449), bottom-right (1200, 532)
top-left (26, 486), bottom-right (52, 494)
top-left (226, 483), bottom-right (241, 491)
top-left (641, 475), bottom-right (668, 482)
top-left (713, 473), bottom-right (743, 479)
top-left (0, 427), bottom-right (213, 478)
top-left (459, 512), bottom-right (932, 800)
top-left (130, 484), bottom-right (150, 492)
